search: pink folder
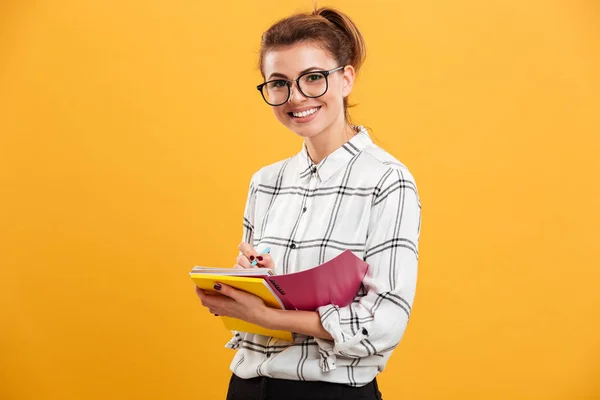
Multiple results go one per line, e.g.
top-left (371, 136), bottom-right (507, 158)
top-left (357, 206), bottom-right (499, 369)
top-left (265, 250), bottom-right (369, 311)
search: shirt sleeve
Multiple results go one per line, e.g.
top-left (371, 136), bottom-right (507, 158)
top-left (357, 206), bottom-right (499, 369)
top-left (315, 168), bottom-right (420, 367)
top-left (225, 174), bottom-right (258, 350)
top-left (241, 175), bottom-right (257, 246)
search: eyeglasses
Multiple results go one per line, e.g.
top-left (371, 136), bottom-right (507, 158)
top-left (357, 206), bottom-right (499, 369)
top-left (257, 66), bottom-right (345, 106)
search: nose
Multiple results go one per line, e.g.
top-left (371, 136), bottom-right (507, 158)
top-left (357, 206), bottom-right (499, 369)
top-left (288, 81), bottom-right (305, 103)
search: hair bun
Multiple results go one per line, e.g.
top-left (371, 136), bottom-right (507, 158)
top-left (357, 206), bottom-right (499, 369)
top-left (312, 7), bottom-right (366, 73)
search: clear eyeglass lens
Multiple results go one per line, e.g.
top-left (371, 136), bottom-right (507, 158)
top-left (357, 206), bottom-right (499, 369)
top-left (263, 81), bottom-right (288, 105)
top-left (298, 72), bottom-right (327, 97)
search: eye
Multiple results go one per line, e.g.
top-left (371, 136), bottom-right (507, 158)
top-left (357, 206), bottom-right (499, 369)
top-left (306, 74), bottom-right (324, 82)
top-left (268, 80), bottom-right (287, 89)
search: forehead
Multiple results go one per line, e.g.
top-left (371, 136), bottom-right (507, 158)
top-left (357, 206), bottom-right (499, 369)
top-left (263, 42), bottom-right (337, 77)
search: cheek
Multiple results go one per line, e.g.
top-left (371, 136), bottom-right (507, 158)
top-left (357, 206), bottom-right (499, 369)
top-left (323, 91), bottom-right (344, 112)
top-left (272, 107), bottom-right (289, 124)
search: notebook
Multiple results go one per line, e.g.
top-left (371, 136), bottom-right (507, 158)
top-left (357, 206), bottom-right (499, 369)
top-left (192, 273), bottom-right (292, 341)
top-left (190, 250), bottom-right (369, 341)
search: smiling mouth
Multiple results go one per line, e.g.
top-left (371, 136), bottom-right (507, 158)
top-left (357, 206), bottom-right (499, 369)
top-left (288, 106), bottom-right (321, 118)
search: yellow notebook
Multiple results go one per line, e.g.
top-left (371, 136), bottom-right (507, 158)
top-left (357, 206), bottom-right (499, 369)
top-left (191, 273), bottom-right (293, 341)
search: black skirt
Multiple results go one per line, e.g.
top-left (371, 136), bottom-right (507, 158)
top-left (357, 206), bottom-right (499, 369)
top-left (226, 373), bottom-right (383, 400)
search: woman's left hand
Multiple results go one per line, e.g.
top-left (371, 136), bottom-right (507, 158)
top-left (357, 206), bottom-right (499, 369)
top-left (195, 283), bottom-right (270, 325)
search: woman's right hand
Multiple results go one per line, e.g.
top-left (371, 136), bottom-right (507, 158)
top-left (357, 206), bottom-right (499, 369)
top-left (234, 242), bottom-right (275, 269)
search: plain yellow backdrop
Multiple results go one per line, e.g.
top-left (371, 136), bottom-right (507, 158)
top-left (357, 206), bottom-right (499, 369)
top-left (1, 0), bottom-right (599, 399)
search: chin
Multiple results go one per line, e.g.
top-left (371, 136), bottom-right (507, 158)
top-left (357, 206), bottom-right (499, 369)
top-left (288, 124), bottom-right (325, 139)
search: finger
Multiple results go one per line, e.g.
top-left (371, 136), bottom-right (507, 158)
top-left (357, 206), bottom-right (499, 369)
top-left (195, 286), bottom-right (206, 301)
top-left (233, 264), bottom-right (244, 269)
top-left (238, 242), bottom-right (258, 263)
top-left (256, 253), bottom-right (275, 269)
top-left (235, 254), bottom-right (253, 269)
top-left (196, 287), bottom-right (218, 306)
top-left (213, 282), bottom-right (240, 301)
top-left (196, 288), bottom-right (214, 307)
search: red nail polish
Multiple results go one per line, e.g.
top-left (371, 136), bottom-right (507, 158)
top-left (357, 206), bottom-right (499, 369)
top-left (249, 255), bottom-right (255, 261)
top-left (214, 283), bottom-right (222, 290)
top-left (257, 256), bottom-right (263, 261)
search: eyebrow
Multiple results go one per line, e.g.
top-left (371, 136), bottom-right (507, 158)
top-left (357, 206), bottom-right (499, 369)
top-left (267, 66), bottom-right (325, 81)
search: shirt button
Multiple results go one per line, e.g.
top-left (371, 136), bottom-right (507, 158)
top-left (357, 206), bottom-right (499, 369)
top-left (362, 328), bottom-right (369, 336)
top-left (312, 167), bottom-right (317, 174)
top-left (302, 207), bottom-right (307, 213)
top-left (266, 353), bottom-right (271, 358)
top-left (290, 243), bottom-right (296, 249)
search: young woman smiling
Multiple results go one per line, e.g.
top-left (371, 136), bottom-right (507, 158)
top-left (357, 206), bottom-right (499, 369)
top-left (196, 6), bottom-right (421, 400)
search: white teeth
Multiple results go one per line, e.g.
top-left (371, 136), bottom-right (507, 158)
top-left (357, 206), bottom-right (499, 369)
top-left (292, 107), bottom-right (319, 118)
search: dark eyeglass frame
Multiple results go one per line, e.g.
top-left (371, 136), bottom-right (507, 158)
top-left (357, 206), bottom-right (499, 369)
top-left (256, 66), bottom-right (346, 106)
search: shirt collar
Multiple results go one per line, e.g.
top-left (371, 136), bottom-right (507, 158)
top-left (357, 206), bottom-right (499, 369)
top-left (297, 126), bottom-right (373, 182)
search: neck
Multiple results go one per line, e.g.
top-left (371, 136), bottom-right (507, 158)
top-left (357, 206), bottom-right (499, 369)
top-left (304, 116), bottom-right (356, 164)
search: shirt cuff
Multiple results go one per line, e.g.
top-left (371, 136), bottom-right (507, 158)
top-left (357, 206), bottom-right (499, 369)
top-left (314, 338), bottom-right (337, 372)
top-left (225, 332), bottom-right (242, 350)
top-left (317, 304), bottom-right (371, 356)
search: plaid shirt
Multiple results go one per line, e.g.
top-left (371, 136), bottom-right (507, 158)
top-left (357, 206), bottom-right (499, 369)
top-left (226, 126), bottom-right (421, 387)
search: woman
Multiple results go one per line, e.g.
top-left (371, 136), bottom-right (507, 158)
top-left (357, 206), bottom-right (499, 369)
top-left (196, 6), bottom-right (421, 400)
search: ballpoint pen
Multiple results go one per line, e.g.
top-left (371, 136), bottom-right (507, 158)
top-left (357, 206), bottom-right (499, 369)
top-left (250, 247), bottom-right (271, 266)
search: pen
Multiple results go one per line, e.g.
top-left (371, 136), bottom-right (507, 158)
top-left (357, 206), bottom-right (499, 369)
top-left (250, 247), bottom-right (271, 266)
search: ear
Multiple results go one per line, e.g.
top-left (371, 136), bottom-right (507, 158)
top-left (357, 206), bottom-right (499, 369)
top-left (341, 65), bottom-right (356, 98)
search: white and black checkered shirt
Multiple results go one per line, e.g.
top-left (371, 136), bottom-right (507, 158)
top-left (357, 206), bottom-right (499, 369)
top-left (226, 126), bottom-right (421, 387)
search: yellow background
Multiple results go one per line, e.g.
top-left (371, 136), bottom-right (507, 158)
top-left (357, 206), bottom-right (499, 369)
top-left (1, 0), bottom-right (599, 399)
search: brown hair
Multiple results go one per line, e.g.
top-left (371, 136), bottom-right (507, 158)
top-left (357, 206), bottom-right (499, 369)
top-left (259, 6), bottom-right (366, 122)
